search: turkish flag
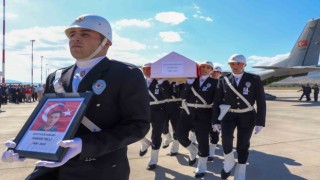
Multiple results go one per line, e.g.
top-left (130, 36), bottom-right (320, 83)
top-left (298, 40), bottom-right (308, 47)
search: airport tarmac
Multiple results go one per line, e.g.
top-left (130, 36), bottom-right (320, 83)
top-left (0, 90), bottom-right (319, 180)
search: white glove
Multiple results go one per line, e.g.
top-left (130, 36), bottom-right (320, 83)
top-left (212, 124), bottom-right (221, 133)
top-left (186, 78), bottom-right (195, 85)
top-left (36, 137), bottom-right (82, 168)
top-left (1, 139), bottom-right (25, 163)
top-left (254, 126), bottom-right (263, 134)
top-left (157, 79), bottom-right (165, 85)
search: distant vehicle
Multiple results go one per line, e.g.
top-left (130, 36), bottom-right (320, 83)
top-left (253, 18), bottom-right (320, 85)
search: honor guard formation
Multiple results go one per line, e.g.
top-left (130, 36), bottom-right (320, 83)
top-left (6, 13), bottom-right (320, 180)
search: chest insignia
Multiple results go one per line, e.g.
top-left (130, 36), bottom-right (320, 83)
top-left (92, 80), bottom-right (106, 95)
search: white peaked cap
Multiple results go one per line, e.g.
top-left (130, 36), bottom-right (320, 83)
top-left (142, 63), bottom-right (152, 67)
top-left (199, 61), bottom-right (214, 69)
top-left (228, 54), bottom-right (246, 64)
top-left (214, 66), bottom-right (222, 72)
top-left (65, 14), bottom-right (112, 43)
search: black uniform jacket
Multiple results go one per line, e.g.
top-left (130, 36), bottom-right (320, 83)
top-left (42, 57), bottom-right (150, 179)
top-left (166, 82), bottom-right (183, 109)
top-left (212, 72), bottom-right (266, 126)
top-left (148, 79), bottom-right (170, 111)
top-left (181, 77), bottom-right (218, 106)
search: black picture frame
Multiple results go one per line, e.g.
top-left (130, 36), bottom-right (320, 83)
top-left (13, 92), bottom-right (93, 162)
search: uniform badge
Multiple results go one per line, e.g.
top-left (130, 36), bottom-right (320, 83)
top-left (76, 16), bottom-right (85, 22)
top-left (202, 83), bottom-right (211, 91)
top-left (243, 87), bottom-right (249, 95)
top-left (155, 89), bottom-right (159, 94)
top-left (92, 80), bottom-right (106, 95)
top-left (245, 82), bottom-right (251, 88)
top-left (243, 82), bottom-right (250, 95)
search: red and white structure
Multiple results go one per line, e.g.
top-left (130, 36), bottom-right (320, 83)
top-left (1, 0), bottom-right (5, 83)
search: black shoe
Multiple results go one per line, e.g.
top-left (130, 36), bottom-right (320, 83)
top-left (188, 158), bottom-right (196, 166)
top-left (221, 169), bottom-right (231, 179)
top-left (207, 156), bottom-right (214, 162)
top-left (147, 164), bottom-right (157, 170)
top-left (162, 144), bottom-right (170, 149)
top-left (169, 152), bottom-right (178, 156)
top-left (139, 149), bottom-right (148, 157)
top-left (195, 172), bottom-right (205, 178)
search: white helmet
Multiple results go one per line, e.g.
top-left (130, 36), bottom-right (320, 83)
top-left (142, 63), bottom-right (152, 68)
top-left (228, 54), bottom-right (246, 64)
top-left (199, 61), bottom-right (214, 69)
top-left (65, 14), bottom-right (112, 43)
top-left (213, 66), bottom-right (222, 72)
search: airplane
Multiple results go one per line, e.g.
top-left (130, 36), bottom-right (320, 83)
top-left (252, 18), bottom-right (320, 85)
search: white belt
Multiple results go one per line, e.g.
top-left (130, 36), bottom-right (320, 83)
top-left (150, 100), bottom-right (167, 105)
top-left (150, 98), bottom-right (182, 105)
top-left (186, 103), bottom-right (213, 109)
top-left (82, 116), bottom-right (102, 132)
top-left (229, 107), bottom-right (254, 113)
top-left (166, 98), bottom-right (182, 102)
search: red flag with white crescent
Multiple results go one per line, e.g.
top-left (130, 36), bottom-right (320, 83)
top-left (298, 40), bottom-right (308, 47)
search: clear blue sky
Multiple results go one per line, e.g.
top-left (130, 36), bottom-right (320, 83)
top-left (1, 0), bottom-right (320, 83)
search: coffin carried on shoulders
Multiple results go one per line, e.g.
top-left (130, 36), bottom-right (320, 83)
top-left (150, 52), bottom-right (198, 83)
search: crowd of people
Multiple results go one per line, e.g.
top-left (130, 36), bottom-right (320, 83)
top-left (0, 84), bottom-right (44, 109)
top-left (298, 83), bottom-right (319, 102)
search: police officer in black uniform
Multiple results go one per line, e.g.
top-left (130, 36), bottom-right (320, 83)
top-left (312, 84), bottom-right (319, 102)
top-left (177, 61), bottom-right (218, 178)
top-left (146, 78), bottom-right (173, 170)
top-left (2, 14), bottom-right (150, 180)
top-left (212, 54), bottom-right (266, 180)
top-left (164, 81), bottom-right (183, 156)
top-left (208, 66), bottom-right (223, 161)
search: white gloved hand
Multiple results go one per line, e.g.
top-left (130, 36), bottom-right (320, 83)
top-left (36, 137), bottom-right (82, 168)
top-left (186, 78), bottom-right (195, 85)
top-left (212, 124), bottom-right (221, 133)
top-left (1, 139), bottom-right (25, 163)
top-left (157, 79), bottom-right (165, 85)
top-left (254, 126), bottom-right (263, 134)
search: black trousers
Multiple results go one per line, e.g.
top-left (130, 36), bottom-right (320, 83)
top-left (150, 110), bottom-right (168, 150)
top-left (209, 129), bottom-right (219, 144)
top-left (162, 103), bottom-right (181, 140)
top-left (221, 111), bottom-right (255, 164)
top-left (314, 92), bottom-right (318, 102)
top-left (177, 108), bottom-right (211, 157)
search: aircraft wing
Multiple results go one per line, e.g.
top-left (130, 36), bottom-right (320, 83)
top-left (252, 66), bottom-right (283, 69)
top-left (253, 66), bottom-right (320, 71)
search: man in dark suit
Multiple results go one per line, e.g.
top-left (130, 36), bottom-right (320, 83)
top-left (212, 54), bottom-right (266, 180)
top-left (2, 14), bottom-right (150, 180)
top-left (177, 61), bottom-right (218, 178)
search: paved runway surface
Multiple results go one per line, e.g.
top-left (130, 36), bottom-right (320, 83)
top-left (0, 90), bottom-right (319, 180)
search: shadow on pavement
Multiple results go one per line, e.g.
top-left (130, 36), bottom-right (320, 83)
top-left (247, 150), bottom-right (305, 180)
top-left (152, 148), bottom-right (306, 180)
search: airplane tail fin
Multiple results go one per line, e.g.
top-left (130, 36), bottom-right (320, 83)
top-left (282, 18), bottom-right (320, 67)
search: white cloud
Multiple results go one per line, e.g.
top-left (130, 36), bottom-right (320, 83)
top-left (192, 3), bottom-right (213, 22)
top-left (1, 26), bottom-right (150, 83)
top-left (3, 26), bottom-right (72, 83)
top-left (248, 53), bottom-right (290, 66)
top-left (111, 32), bottom-right (146, 51)
top-left (155, 12), bottom-right (187, 25)
top-left (108, 50), bottom-right (152, 67)
top-left (192, 3), bottom-right (201, 14)
top-left (158, 31), bottom-right (182, 42)
top-left (114, 18), bottom-right (152, 29)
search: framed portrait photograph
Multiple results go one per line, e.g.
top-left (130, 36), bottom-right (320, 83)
top-left (13, 92), bottom-right (93, 161)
